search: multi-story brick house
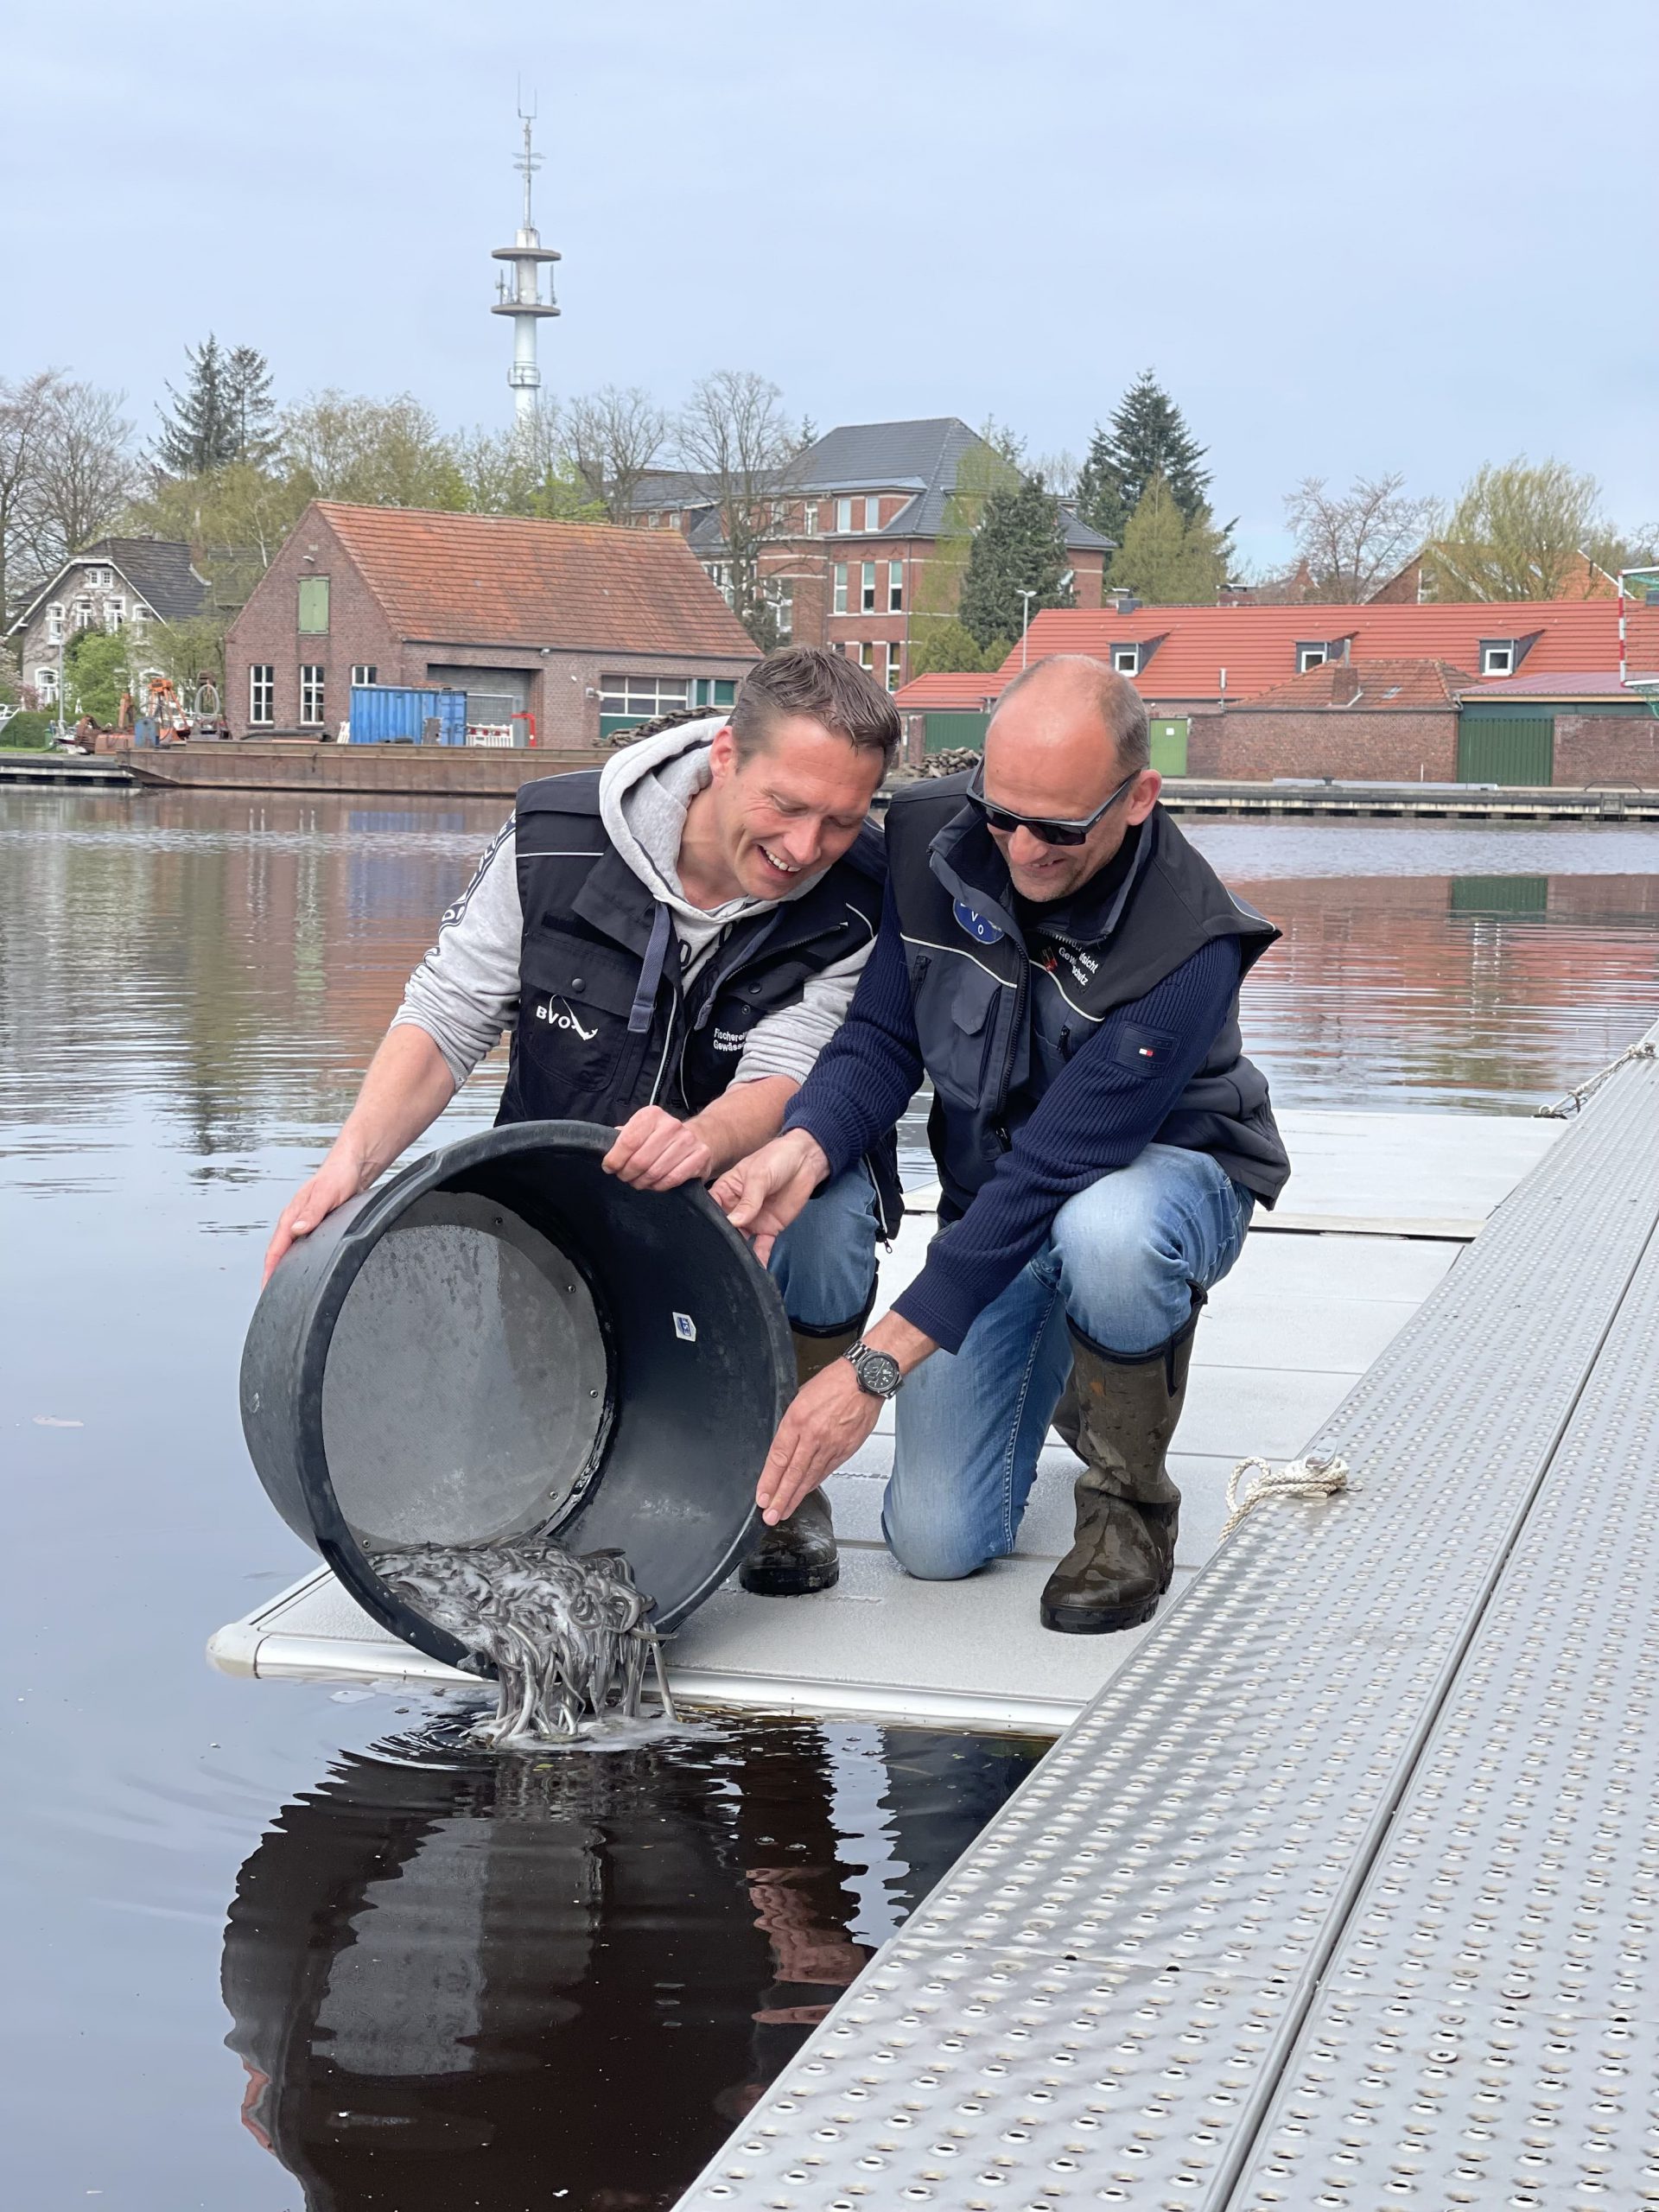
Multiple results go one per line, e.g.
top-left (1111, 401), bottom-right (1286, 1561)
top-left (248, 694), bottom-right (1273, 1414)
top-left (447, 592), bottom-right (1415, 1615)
top-left (226, 502), bottom-right (760, 746)
top-left (630, 419), bottom-right (1112, 696)
top-left (6, 538), bottom-right (209, 710)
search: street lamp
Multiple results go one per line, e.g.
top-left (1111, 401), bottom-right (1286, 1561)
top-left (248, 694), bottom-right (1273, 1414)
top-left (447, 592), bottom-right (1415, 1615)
top-left (1018, 589), bottom-right (1038, 667)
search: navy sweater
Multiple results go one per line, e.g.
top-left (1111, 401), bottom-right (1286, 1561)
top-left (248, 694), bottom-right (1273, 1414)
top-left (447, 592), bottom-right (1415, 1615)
top-left (785, 881), bottom-right (1243, 1353)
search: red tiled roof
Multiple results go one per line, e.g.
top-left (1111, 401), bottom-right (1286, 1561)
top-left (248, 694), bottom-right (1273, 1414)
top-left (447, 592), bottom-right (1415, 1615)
top-left (1464, 669), bottom-right (1653, 701)
top-left (1233, 658), bottom-right (1471, 711)
top-left (315, 501), bottom-right (760, 658)
top-left (895, 600), bottom-right (1659, 710)
top-left (892, 671), bottom-right (1008, 711)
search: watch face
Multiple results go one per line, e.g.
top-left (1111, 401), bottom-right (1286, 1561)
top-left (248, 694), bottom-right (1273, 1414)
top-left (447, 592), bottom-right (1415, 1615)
top-left (856, 1350), bottom-right (903, 1398)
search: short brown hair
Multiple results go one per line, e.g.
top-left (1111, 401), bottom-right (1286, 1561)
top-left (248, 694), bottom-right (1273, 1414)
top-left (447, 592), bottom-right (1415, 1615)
top-left (991, 654), bottom-right (1150, 773)
top-left (729, 645), bottom-right (900, 768)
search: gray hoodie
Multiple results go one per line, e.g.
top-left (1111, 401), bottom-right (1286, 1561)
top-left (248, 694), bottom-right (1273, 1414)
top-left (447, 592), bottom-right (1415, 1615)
top-left (391, 717), bottom-right (874, 1093)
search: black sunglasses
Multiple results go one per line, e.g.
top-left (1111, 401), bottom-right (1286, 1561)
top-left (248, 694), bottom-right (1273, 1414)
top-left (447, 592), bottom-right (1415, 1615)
top-left (967, 762), bottom-right (1141, 848)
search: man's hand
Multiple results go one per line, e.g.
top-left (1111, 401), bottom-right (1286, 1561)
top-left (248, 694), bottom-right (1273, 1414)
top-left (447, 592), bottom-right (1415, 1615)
top-left (602, 1105), bottom-right (714, 1192)
top-left (264, 1147), bottom-right (371, 1284)
top-left (756, 1360), bottom-right (884, 1525)
top-left (710, 1129), bottom-right (830, 1263)
top-left (755, 1313), bottom-right (938, 1523)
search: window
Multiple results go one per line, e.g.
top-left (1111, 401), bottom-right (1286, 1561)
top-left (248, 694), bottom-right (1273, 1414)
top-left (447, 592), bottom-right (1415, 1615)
top-left (833, 563), bottom-right (849, 615)
top-left (1111, 644), bottom-right (1141, 675)
top-left (297, 576), bottom-right (330, 633)
top-left (773, 585), bottom-right (794, 643)
top-left (691, 678), bottom-right (739, 709)
top-left (887, 641), bottom-right (903, 693)
top-left (85, 567), bottom-right (111, 588)
top-left (351, 664), bottom-right (378, 687)
top-left (249, 665), bottom-right (275, 725)
top-left (104, 600), bottom-right (124, 632)
top-left (887, 561), bottom-right (904, 613)
top-left (35, 666), bottom-right (58, 702)
top-left (44, 604), bottom-right (62, 644)
top-left (73, 597), bottom-right (95, 631)
top-left (299, 665), bottom-right (326, 725)
top-left (803, 501), bottom-right (819, 536)
top-left (859, 642), bottom-right (875, 673)
top-left (599, 673), bottom-right (691, 725)
top-left (1296, 642), bottom-right (1331, 673)
top-left (1480, 640), bottom-right (1516, 677)
top-left (836, 498), bottom-right (854, 533)
top-left (861, 560), bottom-right (877, 613)
top-left (864, 496), bottom-right (880, 531)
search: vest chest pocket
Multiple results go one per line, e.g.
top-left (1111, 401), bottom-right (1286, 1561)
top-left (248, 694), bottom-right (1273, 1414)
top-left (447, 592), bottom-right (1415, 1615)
top-left (920, 954), bottom-right (1012, 1109)
top-left (517, 934), bottom-right (652, 1111)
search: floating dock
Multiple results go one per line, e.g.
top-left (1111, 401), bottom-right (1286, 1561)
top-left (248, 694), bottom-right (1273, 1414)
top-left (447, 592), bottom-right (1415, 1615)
top-left (675, 1027), bottom-right (1659, 2209)
top-left (211, 1107), bottom-right (1557, 1731)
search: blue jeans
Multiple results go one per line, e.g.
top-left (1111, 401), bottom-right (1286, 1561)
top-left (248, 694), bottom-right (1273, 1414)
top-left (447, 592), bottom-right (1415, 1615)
top-left (884, 1145), bottom-right (1254, 1580)
top-left (767, 1165), bottom-right (880, 1334)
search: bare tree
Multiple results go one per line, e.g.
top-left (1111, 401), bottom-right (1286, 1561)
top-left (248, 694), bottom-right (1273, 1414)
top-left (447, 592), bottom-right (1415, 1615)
top-left (1284, 472), bottom-right (1440, 602)
top-left (0, 370), bottom-right (67, 625)
top-left (563, 387), bottom-right (670, 521)
top-left (676, 371), bottom-right (803, 645)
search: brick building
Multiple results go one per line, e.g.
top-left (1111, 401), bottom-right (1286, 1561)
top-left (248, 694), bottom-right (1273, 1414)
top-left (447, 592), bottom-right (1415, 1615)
top-left (629, 418), bottom-right (1112, 696)
top-left (893, 598), bottom-right (1659, 785)
top-left (225, 503), bottom-right (760, 746)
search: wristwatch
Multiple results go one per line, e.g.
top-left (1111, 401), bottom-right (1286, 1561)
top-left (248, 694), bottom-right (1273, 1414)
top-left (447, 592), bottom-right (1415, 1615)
top-left (844, 1340), bottom-right (904, 1399)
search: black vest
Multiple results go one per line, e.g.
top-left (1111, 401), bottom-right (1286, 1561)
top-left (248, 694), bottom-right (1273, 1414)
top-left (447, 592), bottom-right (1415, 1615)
top-left (884, 775), bottom-right (1291, 1221)
top-left (497, 769), bottom-right (903, 1230)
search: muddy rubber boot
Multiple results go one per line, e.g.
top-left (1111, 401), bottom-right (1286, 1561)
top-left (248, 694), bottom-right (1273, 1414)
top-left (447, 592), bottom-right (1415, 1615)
top-left (1039, 1299), bottom-right (1202, 1636)
top-left (739, 1319), bottom-right (862, 1597)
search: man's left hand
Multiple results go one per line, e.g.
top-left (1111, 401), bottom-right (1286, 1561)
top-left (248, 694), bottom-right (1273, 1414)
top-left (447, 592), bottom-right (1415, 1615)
top-left (602, 1105), bottom-right (713, 1191)
top-left (756, 1360), bottom-right (884, 1525)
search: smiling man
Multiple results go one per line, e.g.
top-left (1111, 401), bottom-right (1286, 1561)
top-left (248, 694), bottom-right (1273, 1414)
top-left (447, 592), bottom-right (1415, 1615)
top-left (264, 645), bottom-right (903, 1598)
top-left (714, 655), bottom-right (1291, 1634)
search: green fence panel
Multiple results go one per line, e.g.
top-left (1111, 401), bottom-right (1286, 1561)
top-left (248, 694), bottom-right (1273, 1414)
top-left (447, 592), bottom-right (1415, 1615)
top-left (1449, 875), bottom-right (1549, 915)
top-left (1458, 715), bottom-right (1554, 786)
top-left (1149, 717), bottom-right (1188, 776)
top-left (923, 711), bottom-right (990, 753)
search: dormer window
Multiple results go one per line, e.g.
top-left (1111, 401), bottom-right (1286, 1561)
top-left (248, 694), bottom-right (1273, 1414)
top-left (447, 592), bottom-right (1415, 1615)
top-left (1480, 639), bottom-right (1516, 677)
top-left (1296, 641), bottom-right (1332, 673)
top-left (1110, 644), bottom-right (1141, 676)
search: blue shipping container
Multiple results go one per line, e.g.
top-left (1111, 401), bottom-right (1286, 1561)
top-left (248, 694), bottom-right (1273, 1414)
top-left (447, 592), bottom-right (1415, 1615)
top-left (349, 686), bottom-right (467, 746)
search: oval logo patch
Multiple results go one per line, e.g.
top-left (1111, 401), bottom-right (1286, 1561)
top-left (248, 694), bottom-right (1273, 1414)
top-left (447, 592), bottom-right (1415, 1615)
top-left (953, 898), bottom-right (1004, 945)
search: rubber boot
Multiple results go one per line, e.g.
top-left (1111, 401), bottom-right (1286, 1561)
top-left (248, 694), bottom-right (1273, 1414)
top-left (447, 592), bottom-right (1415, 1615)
top-left (1039, 1298), bottom-right (1202, 1635)
top-left (738, 1319), bottom-right (862, 1597)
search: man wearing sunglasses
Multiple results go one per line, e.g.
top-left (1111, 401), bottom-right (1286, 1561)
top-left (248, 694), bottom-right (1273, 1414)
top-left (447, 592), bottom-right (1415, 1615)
top-left (714, 654), bottom-right (1289, 1634)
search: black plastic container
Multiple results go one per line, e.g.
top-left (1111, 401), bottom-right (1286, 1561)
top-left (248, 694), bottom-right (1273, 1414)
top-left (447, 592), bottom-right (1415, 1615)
top-left (240, 1121), bottom-right (794, 1674)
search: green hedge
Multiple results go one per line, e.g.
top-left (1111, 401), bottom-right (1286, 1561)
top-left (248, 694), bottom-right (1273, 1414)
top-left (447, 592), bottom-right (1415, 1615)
top-left (2, 710), bottom-right (53, 749)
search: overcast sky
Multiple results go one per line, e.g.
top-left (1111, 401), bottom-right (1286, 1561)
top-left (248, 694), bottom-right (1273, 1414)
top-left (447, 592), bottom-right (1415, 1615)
top-left (4, 0), bottom-right (1654, 567)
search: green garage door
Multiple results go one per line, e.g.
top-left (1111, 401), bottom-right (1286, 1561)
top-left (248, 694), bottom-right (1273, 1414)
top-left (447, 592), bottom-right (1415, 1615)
top-left (1458, 715), bottom-right (1554, 786)
top-left (923, 711), bottom-right (990, 753)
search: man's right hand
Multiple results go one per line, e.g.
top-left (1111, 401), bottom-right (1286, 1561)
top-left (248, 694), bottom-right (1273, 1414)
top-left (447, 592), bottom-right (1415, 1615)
top-left (263, 1147), bottom-right (371, 1284)
top-left (710, 1129), bottom-right (830, 1263)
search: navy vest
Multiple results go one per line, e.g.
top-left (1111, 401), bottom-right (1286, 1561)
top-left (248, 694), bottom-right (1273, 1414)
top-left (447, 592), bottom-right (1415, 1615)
top-left (497, 769), bottom-right (902, 1230)
top-left (884, 775), bottom-right (1290, 1220)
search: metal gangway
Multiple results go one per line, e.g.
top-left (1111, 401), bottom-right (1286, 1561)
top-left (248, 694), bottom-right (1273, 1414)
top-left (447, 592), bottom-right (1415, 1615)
top-left (680, 1024), bottom-right (1659, 2209)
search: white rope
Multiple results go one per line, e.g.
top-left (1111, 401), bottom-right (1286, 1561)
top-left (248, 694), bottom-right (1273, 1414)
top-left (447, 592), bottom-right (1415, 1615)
top-left (1221, 1452), bottom-right (1351, 1540)
top-left (1536, 1039), bottom-right (1656, 1119)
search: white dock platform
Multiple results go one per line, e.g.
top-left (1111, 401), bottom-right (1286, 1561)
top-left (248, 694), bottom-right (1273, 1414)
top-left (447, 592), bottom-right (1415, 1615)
top-left (208, 1109), bottom-right (1559, 1732)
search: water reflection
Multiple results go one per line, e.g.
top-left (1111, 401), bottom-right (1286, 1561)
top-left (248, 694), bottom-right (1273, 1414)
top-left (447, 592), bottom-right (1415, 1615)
top-left (221, 1715), bottom-right (1039, 2211)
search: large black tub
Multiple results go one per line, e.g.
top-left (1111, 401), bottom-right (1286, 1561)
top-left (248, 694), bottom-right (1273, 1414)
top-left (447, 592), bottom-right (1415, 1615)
top-left (240, 1121), bottom-right (794, 1675)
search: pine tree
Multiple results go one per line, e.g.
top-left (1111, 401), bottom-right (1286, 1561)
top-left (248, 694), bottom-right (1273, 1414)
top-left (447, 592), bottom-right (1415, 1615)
top-left (1107, 473), bottom-right (1230, 605)
top-left (155, 337), bottom-right (237, 474)
top-left (222, 346), bottom-right (276, 466)
top-left (1075, 371), bottom-right (1213, 544)
top-left (957, 474), bottom-right (1074, 652)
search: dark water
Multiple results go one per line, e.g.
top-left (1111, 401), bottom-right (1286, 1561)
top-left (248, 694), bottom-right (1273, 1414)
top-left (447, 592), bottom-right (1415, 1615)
top-left (4, 787), bottom-right (1659, 2210)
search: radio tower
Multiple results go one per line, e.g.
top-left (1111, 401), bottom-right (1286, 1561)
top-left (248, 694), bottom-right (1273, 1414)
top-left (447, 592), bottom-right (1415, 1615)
top-left (491, 105), bottom-right (560, 422)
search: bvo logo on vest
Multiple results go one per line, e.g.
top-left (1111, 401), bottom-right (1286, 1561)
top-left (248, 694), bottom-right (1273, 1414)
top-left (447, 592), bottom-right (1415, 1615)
top-left (535, 997), bottom-right (598, 1041)
top-left (952, 898), bottom-right (1004, 946)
